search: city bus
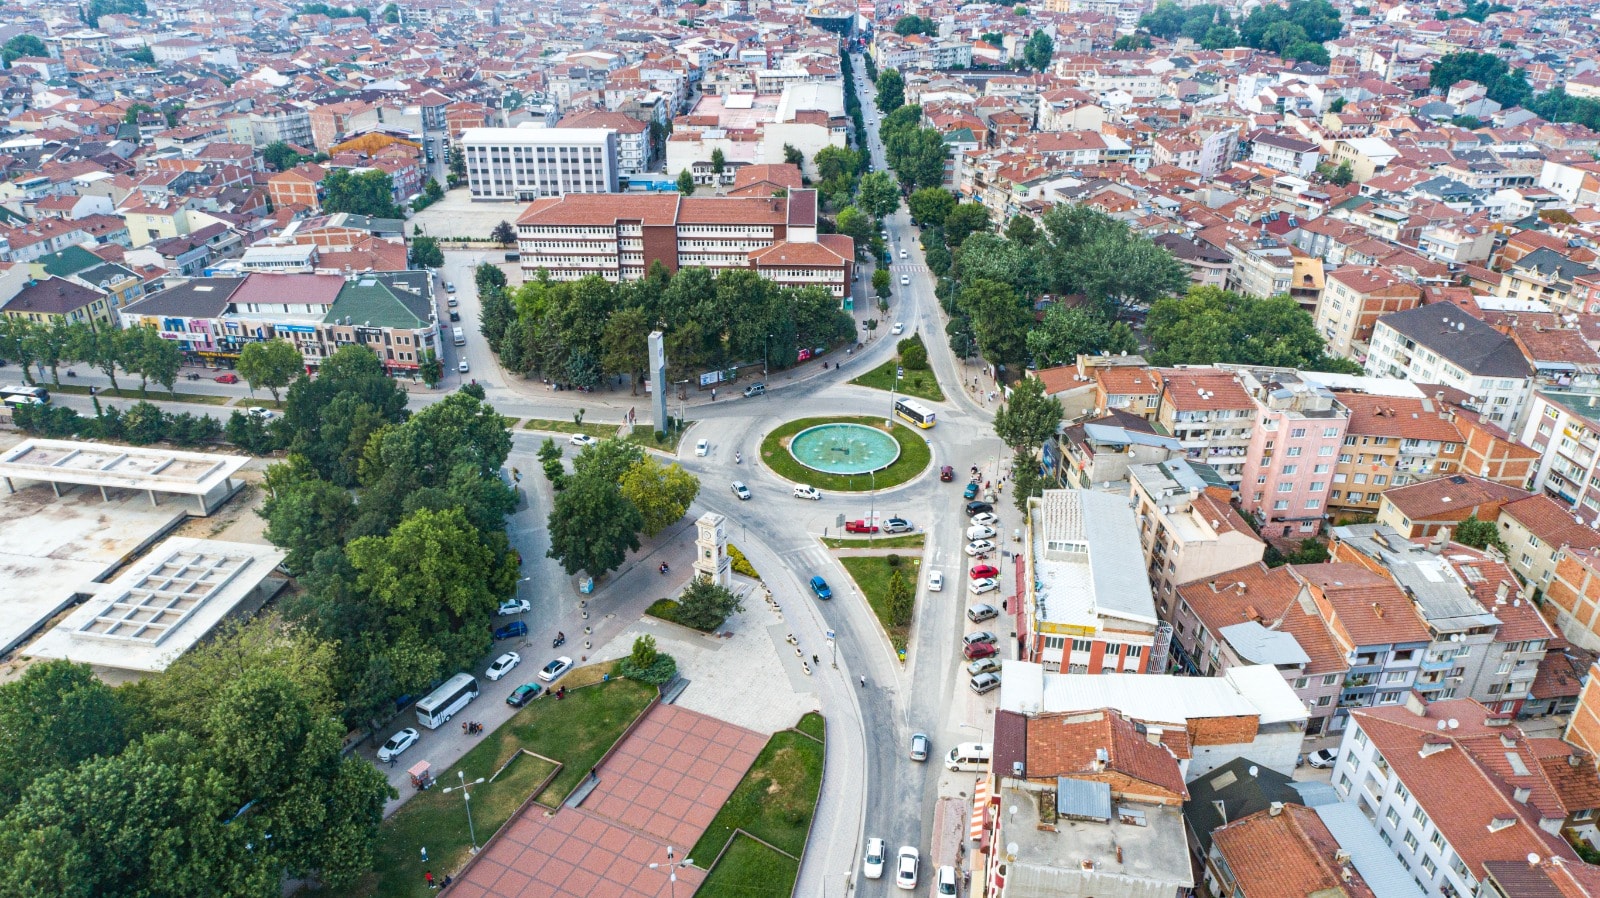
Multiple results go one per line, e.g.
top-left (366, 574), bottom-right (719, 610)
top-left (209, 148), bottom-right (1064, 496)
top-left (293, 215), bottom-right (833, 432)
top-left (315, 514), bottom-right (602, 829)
top-left (894, 398), bottom-right (936, 429)
top-left (0, 384), bottom-right (48, 409)
top-left (414, 673), bottom-right (479, 730)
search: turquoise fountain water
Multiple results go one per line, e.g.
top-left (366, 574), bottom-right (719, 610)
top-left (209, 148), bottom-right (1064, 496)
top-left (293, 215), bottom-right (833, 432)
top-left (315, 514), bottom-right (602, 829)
top-left (789, 423), bottom-right (901, 475)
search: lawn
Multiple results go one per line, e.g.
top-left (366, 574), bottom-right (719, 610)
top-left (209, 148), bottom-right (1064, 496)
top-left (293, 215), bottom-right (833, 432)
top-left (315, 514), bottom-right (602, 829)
top-left (850, 359), bottom-right (945, 403)
top-left (353, 676), bottom-right (655, 898)
top-left (820, 533), bottom-right (925, 549)
top-left (622, 419), bottom-right (692, 453)
top-left (47, 382), bottom-right (233, 405)
top-left (759, 416), bottom-right (931, 492)
top-left (691, 727), bottom-right (825, 863)
top-left (521, 417), bottom-right (618, 440)
top-left (694, 834), bottom-right (799, 898)
top-left (793, 711), bottom-right (825, 743)
top-left (840, 555), bottom-right (919, 651)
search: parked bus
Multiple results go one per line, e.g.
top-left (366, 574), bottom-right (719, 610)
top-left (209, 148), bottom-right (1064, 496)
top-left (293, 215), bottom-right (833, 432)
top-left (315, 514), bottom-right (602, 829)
top-left (894, 398), bottom-right (936, 429)
top-left (0, 384), bottom-right (48, 408)
top-left (415, 673), bottom-right (479, 730)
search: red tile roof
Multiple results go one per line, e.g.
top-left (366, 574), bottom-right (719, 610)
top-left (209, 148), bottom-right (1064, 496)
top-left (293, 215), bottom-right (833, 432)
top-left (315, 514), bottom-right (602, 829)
top-left (1023, 708), bottom-right (1189, 801)
top-left (1381, 474), bottom-right (1531, 525)
top-left (1211, 805), bottom-right (1379, 898)
top-left (1291, 562), bottom-right (1432, 647)
top-left (1502, 495), bottom-right (1600, 554)
top-left (1176, 563), bottom-right (1347, 675)
top-left (1337, 392), bottom-right (1465, 443)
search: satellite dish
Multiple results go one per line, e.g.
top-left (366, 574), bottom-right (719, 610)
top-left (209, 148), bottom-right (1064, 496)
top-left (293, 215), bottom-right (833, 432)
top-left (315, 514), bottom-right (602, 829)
top-left (1529, 853), bottom-right (1541, 866)
top-left (1448, 718), bottom-right (1459, 729)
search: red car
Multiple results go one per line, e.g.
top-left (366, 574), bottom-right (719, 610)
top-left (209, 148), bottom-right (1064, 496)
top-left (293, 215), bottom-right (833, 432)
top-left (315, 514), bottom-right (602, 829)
top-left (844, 519), bottom-right (879, 534)
top-left (970, 564), bottom-right (999, 580)
top-left (214, 373), bottom-right (239, 383)
top-left (940, 465), bottom-right (954, 482)
top-left (963, 642), bottom-right (998, 661)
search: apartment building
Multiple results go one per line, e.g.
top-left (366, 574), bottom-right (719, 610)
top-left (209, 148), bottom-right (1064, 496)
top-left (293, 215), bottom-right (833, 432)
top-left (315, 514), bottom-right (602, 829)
top-left (1227, 242), bottom-right (1297, 300)
top-left (267, 164), bottom-right (325, 211)
top-left (461, 127), bottom-right (620, 201)
top-left (1020, 489), bottom-right (1159, 674)
top-left (1, 276), bottom-right (117, 327)
top-left (1235, 368), bottom-right (1351, 538)
top-left (1496, 494), bottom-right (1600, 595)
top-left (1330, 393), bottom-right (1465, 519)
top-left (1544, 548), bottom-right (1600, 653)
top-left (1332, 697), bottom-right (1592, 898)
top-left (1249, 132), bottom-right (1321, 176)
top-left (1376, 474), bottom-right (1531, 539)
top-left (1205, 803), bottom-right (1395, 898)
top-left (554, 110), bottom-right (651, 177)
top-left (1157, 367), bottom-right (1258, 488)
top-left (1316, 268), bottom-right (1423, 361)
top-left (1497, 247), bottom-right (1599, 314)
top-left (515, 190), bottom-right (854, 297)
top-left (1170, 564), bottom-right (1348, 735)
top-left (1332, 525), bottom-right (1554, 717)
top-left (1364, 304), bottom-right (1533, 432)
top-left (1051, 412), bottom-right (1183, 491)
top-left (1130, 459), bottom-right (1265, 620)
top-left (1520, 389), bottom-right (1600, 522)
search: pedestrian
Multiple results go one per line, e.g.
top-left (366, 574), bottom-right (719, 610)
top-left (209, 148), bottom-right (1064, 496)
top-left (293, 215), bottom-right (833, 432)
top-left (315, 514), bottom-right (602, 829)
top-left (812, 654), bottom-right (819, 665)
top-left (711, 388), bottom-right (716, 400)
top-left (425, 871), bottom-right (434, 889)
top-left (421, 847), bottom-right (429, 863)
top-left (859, 675), bottom-right (866, 687)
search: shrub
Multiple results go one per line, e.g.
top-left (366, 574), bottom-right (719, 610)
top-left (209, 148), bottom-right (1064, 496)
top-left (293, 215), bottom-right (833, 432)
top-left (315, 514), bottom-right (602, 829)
top-left (727, 543), bottom-right (760, 579)
top-left (885, 553), bottom-right (902, 567)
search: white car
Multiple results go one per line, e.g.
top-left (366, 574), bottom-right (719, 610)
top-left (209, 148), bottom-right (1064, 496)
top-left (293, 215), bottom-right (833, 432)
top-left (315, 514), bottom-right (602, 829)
top-left (970, 577), bottom-right (999, 595)
top-left (570, 433), bottom-right (598, 447)
top-left (936, 865), bottom-right (957, 895)
top-left (971, 512), bottom-right (1001, 528)
top-left (899, 275), bottom-right (909, 286)
top-left (695, 439), bottom-right (709, 457)
top-left (793, 485), bottom-right (822, 500)
top-left (377, 727), bottom-right (420, 762)
top-left (458, 360), bottom-right (470, 373)
top-left (486, 651), bottom-right (521, 681)
top-left (246, 406), bottom-right (274, 420)
top-left (965, 539), bottom-right (996, 557)
top-left (732, 481), bottom-right (752, 500)
top-left (891, 322), bottom-right (904, 335)
top-left (900, 249), bottom-right (908, 258)
top-left (864, 837), bottom-right (887, 880)
top-left (927, 570), bottom-right (944, 592)
top-left (965, 524), bottom-right (997, 541)
top-left (497, 598), bottom-right (530, 616)
top-left (895, 846), bottom-right (919, 890)
top-left (538, 655), bottom-right (573, 682)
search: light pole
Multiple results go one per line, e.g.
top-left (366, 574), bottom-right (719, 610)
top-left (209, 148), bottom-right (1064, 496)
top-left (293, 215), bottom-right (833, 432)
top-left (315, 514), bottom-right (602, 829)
top-left (764, 333), bottom-right (773, 377)
top-left (649, 845), bottom-right (695, 898)
top-left (442, 770), bottom-right (486, 854)
top-left (868, 467), bottom-right (876, 546)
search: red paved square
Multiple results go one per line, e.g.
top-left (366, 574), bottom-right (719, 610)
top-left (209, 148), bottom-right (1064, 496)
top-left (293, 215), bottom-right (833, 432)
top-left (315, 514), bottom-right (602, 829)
top-left (447, 703), bottom-right (767, 898)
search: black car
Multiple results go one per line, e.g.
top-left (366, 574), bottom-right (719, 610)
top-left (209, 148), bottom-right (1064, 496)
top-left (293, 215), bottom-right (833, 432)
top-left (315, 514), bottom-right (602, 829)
top-left (966, 501), bottom-right (994, 517)
top-left (449, 310), bottom-right (461, 322)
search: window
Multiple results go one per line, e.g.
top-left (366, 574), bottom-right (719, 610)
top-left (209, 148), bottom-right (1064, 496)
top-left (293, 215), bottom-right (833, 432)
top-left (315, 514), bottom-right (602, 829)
top-left (1287, 447), bottom-right (1303, 456)
top-left (1071, 639), bottom-right (1092, 652)
top-left (1386, 807), bottom-right (1401, 828)
top-left (1403, 831), bottom-right (1419, 851)
top-left (1279, 482), bottom-right (1295, 492)
top-left (1314, 464), bottom-right (1330, 473)
top-left (1292, 427), bottom-right (1307, 438)
top-left (1430, 831), bottom-right (1445, 850)
top-left (1275, 500), bottom-right (1289, 510)
top-left (1413, 807), bottom-right (1429, 828)
top-left (1421, 856), bottom-right (1437, 875)
top-left (1325, 674), bottom-right (1341, 687)
top-left (1311, 481), bottom-right (1326, 491)
top-left (1294, 677), bottom-right (1308, 689)
top-left (1283, 464), bottom-right (1298, 475)
top-left (1325, 427), bottom-right (1341, 438)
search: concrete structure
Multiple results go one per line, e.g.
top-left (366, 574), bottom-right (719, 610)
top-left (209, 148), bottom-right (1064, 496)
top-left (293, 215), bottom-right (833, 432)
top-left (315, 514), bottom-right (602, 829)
top-left (1520, 389), bottom-right (1600, 523)
top-left (1236, 368), bottom-right (1351, 539)
top-left (693, 511), bottom-right (730, 590)
top-left (1250, 132), bottom-right (1322, 176)
top-left (26, 538), bottom-right (286, 679)
top-left (664, 84), bottom-right (848, 182)
top-left (1, 275), bottom-right (115, 327)
top-left (1157, 367), bottom-right (1258, 488)
top-left (0, 439), bottom-right (249, 516)
top-left (1496, 494), bottom-right (1600, 595)
top-left (1050, 412), bottom-right (1183, 492)
top-left (1375, 474), bottom-right (1531, 540)
top-left (461, 126), bottom-right (620, 201)
top-left (1364, 305), bottom-right (1533, 432)
top-left (1021, 489), bottom-right (1159, 674)
top-left (555, 109), bottom-right (652, 177)
top-left (1129, 459), bottom-right (1264, 620)
top-left (1543, 548), bottom-right (1600, 653)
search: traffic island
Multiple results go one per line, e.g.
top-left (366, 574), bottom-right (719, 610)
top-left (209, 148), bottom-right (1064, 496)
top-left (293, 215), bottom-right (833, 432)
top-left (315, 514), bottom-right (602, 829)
top-left (759, 416), bottom-right (931, 492)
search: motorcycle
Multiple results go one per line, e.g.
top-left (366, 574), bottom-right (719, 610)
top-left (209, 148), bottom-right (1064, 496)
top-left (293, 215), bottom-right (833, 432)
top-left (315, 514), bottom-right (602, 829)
top-left (659, 562), bottom-right (670, 575)
top-left (553, 632), bottom-right (566, 648)
top-left (735, 452), bottom-right (742, 465)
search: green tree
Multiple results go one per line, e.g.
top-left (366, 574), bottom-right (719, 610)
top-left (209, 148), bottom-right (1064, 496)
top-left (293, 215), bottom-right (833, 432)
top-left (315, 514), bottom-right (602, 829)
top-left (1, 35), bottom-right (46, 67)
top-left (887, 568), bottom-right (914, 626)
top-left (834, 205), bottom-right (875, 258)
top-left (1011, 450), bottom-right (1045, 514)
top-left (408, 235), bottom-right (443, 269)
top-left (677, 168), bottom-right (696, 195)
top-left (783, 144), bottom-right (805, 168)
top-left (281, 344), bottom-right (409, 486)
top-left (1454, 514), bottom-right (1508, 554)
top-left (448, 145), bottom-right (465, 181)
top-left (1145, 286), bottom-right (1349, 371)
top-left (1023, 30), bottom-right (1055, 70)
top-left (873, 268), bottom-right (892, 298)
top-left (261, 456), bottom-right (356, 574)
top-left (1025, 305), bottom-right (1138, 368)
top-left (1283, 39), bottom-right (1329, 65)
top-left (618, 634), bottom-right (677, 684)
top-left (993, 375), bottom-right (1064, 455)
top-left (122, 325), bottom-right (181, 395)
top-left (491, 220), bottom-right (516, 246)
top-left (262, 141), bottom-right (303, 172)
top-left (1004, 214), bottom-right (1040, 246)
top-left (1328, 96), bottom-right (1346, 112)
top-left (618, 455), bottom-right (701, 537)
top-left (711, 147), bottom-right (726, 175)
top-left (893, 14), bottom-right (937, 35)
top-left (675, 575), bottom-right (745, 630)
top-left (547, 471), bottom-right (643, 578)
top-left (1112, 33), bottom-right (1152, 50)
top-left (907, 187), bottom-right (957, 226)
top-left (319, 168), bottom-right (401, 218)
top-left (0, 661), bottom-right (128, 805)
top-left (943, 203), bottom-right (990, 248)
top-left (0, 317), bottom-right (38, 385)
top-left (857, 170), bottom-right (901, 219)
top-left (34, 319), bottom-right (76, 387)
top-left (475, 261), bottom-right (508, 293)
top-left (423, 177), bottom-right (443, 202)
top-left (876, 68), bottom-right (906, 113)
top-left (236, 339), bottom-right (303, 402)
top-left (885, 127), bottom-right (949, 190)
top-left (70, 322), bottom-right (129, 392)
top-left (961, 279), bottom-right (1031, 370)
top-left (224, 409), bottom-right (282, 455)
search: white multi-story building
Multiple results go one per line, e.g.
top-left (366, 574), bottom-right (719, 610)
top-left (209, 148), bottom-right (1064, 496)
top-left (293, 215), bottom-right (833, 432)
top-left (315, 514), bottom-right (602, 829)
top-left (1249, 132), bottom-right (1322, 176)
top-left (554, 110), bottom-right (651, 178)
top-left (460, 127), bottom-right (619, 201)
top-left (1364, 304), bottom-right (1533, 432)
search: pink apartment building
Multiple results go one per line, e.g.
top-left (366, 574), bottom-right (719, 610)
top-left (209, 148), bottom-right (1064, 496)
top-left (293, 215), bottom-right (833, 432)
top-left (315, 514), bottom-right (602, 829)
top-left (1235, 368), bottom-right (1351, 539)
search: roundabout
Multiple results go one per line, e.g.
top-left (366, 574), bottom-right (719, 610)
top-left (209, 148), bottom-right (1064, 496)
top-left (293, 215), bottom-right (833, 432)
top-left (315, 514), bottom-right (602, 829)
top-left (760, 416), bottom-right (932, 491)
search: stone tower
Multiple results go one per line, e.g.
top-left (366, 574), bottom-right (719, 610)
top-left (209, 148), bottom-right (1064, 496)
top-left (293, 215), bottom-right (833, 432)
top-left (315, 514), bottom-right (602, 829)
top-left (693, 511), bottom-right (730, 589)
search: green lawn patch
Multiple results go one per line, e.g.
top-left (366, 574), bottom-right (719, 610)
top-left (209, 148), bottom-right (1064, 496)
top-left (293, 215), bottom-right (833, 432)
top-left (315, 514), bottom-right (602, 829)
top-left (820, 533), bottom-right (925, 549)
top-left (645, 598), bottom-right (715, 632)
top-left (839, 554), bottom-right (918, 651)
top-left (759, 416), bottom-right (931, 492)
top-left (622, 419), bottom-right (691, 453)
top-left (850, 359), bottom-right (944, 402)
top-left (46, 383), bottom-right (233, 405)
top-left (355, 676), bottom-right (655, 898)
top-left (521, 417), bottom-right (618, 439)
top-left (793, 711), bottom-right (825, 743)
top-left (694, 834), bottom-right (799, 898)
top-left (690, 727), bottom-right (824, 864)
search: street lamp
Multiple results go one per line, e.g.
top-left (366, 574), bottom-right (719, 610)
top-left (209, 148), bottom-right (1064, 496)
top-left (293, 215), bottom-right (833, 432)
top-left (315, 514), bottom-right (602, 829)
top-left (649, 846), bottom-right (695, 898)
top-left (764, 333), bottom-right (773, 377)
top-left (442, 770), bottom-right (486, 854)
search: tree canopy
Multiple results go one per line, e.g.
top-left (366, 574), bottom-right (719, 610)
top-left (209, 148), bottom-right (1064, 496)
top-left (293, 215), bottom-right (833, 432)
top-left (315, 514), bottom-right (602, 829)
top-left (320, 168), bottom-right (400, 219)
top-left (875, 68), bottom-right (905, 113)
top-left (893, 14), bottom-right (937, 35)
top-left (1145, 286), bottom-right (1359, 372)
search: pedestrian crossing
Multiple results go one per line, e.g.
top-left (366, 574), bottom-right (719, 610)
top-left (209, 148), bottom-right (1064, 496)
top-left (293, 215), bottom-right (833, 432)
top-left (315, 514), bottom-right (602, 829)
top-left (888, 263), bottom-right (929, 274)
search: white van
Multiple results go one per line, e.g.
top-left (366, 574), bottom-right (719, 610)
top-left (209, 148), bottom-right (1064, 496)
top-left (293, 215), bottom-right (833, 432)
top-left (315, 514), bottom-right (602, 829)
top-left (945, 742), bottom-right (991, 772)
top-left (452, 327), bottom-right (466, 346)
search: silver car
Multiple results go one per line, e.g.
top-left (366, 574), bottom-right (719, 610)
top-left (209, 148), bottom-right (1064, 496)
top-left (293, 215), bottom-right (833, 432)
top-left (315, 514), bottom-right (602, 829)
top-left (910, 733), bottom-right (930, 761)
top-left (970, 672), bottom-right (1001, 694)
top-left (967, 602), bottom-right (999, 622)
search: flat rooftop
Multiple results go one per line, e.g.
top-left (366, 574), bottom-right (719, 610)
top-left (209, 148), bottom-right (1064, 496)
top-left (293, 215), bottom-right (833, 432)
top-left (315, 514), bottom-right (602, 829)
top-left (26, 537), bottom-right (285, 675)
top-left (997, 786), bottom-right (1193, 892)
top-left (0, 439), bottom-right (249, 499)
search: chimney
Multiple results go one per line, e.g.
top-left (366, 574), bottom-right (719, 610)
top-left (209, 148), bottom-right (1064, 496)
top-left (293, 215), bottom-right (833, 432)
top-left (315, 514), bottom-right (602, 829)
top-left (1514, 787), bottom-right (1531, 804)
top-left (1371, 602), bottom-right (1385, 618)
top-left (1269, 801), bottom-right (1284, 817)
top-left (1495, 581), bottom-right (1511, 604)
top-left (1404, 690), bottom-right (1429, 717)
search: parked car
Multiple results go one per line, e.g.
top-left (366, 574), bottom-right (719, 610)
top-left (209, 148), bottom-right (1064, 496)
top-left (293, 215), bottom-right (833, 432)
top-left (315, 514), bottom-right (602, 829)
top-left (940, 465), bottom-right (955, 482)
top-left (247, 406), bottom-right (274, 420)
top-left (731, 481), bottom-right (752, 500)
top-left (810, 576), bottom-right (832, 600)
top-left (964, 540), bottom-right (996, 557)
top-left (970, 578), bottom-right (998, 595)
top-left (493, 620), bottom-right (527, 640)
top-left (447, 296), bottom-right (458, 308)
top-left (377, 727), bottom-right (420, 762)
top-left (895, 846), bottom-right (919, 890)
top-left (695, 439), bottom-right (709, 457)
top-left (743, 382), bottom-right (766, 397)
top-left (965, 524), bottom-right (996, 541)
top-left (970, 672), bottom-right (1001, 695)
top-left (445, 281), bottom-right (456, 293)
top-left (538, 656), bottom-right (573, 682)
top-left (570, 433), bottom-right (597, 447)
top-left (927, 570), bottom-right (944, 592)
top-left (963, 481), bottom-right (980, 500)
top-left (486, 651), bottom-right (521, 681)
top-left (214, 373), bottom-right (239, 384)
top-left (937, 867), bottom-right (957, 896)
top-left (793, 485), bottom-right (822, 500)
top-left (963, 631), bottom-right (997, 648)
top-left (910, 733), bottom-right (930, 761)
top-left (966, 501), bottom-right (994, 517)
top-left (506, 683), bottom-right (542, 707)
top-left (497, 598), bottom-right (530, 616)
top-left (971, 512), bottom-right (1001, 527)
top-left (968, 602), bottom-right (999, 622)
top-left (844, 519), bottom-right (879, 533)
top-left (864, 838), bottom-right (887, 880)
top-left (1307, 748), bottom-right (1338, 769)
top-left (968, 656), bottom-right (1001, 676)
top-left (963, 641), bottom-right (998, 661)
top-left (970, 564), bottom-right (999, 579)
top-left (448, 310), bottom-right (461, 322)
top-left (883, 517), bottom-right (913, 533)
